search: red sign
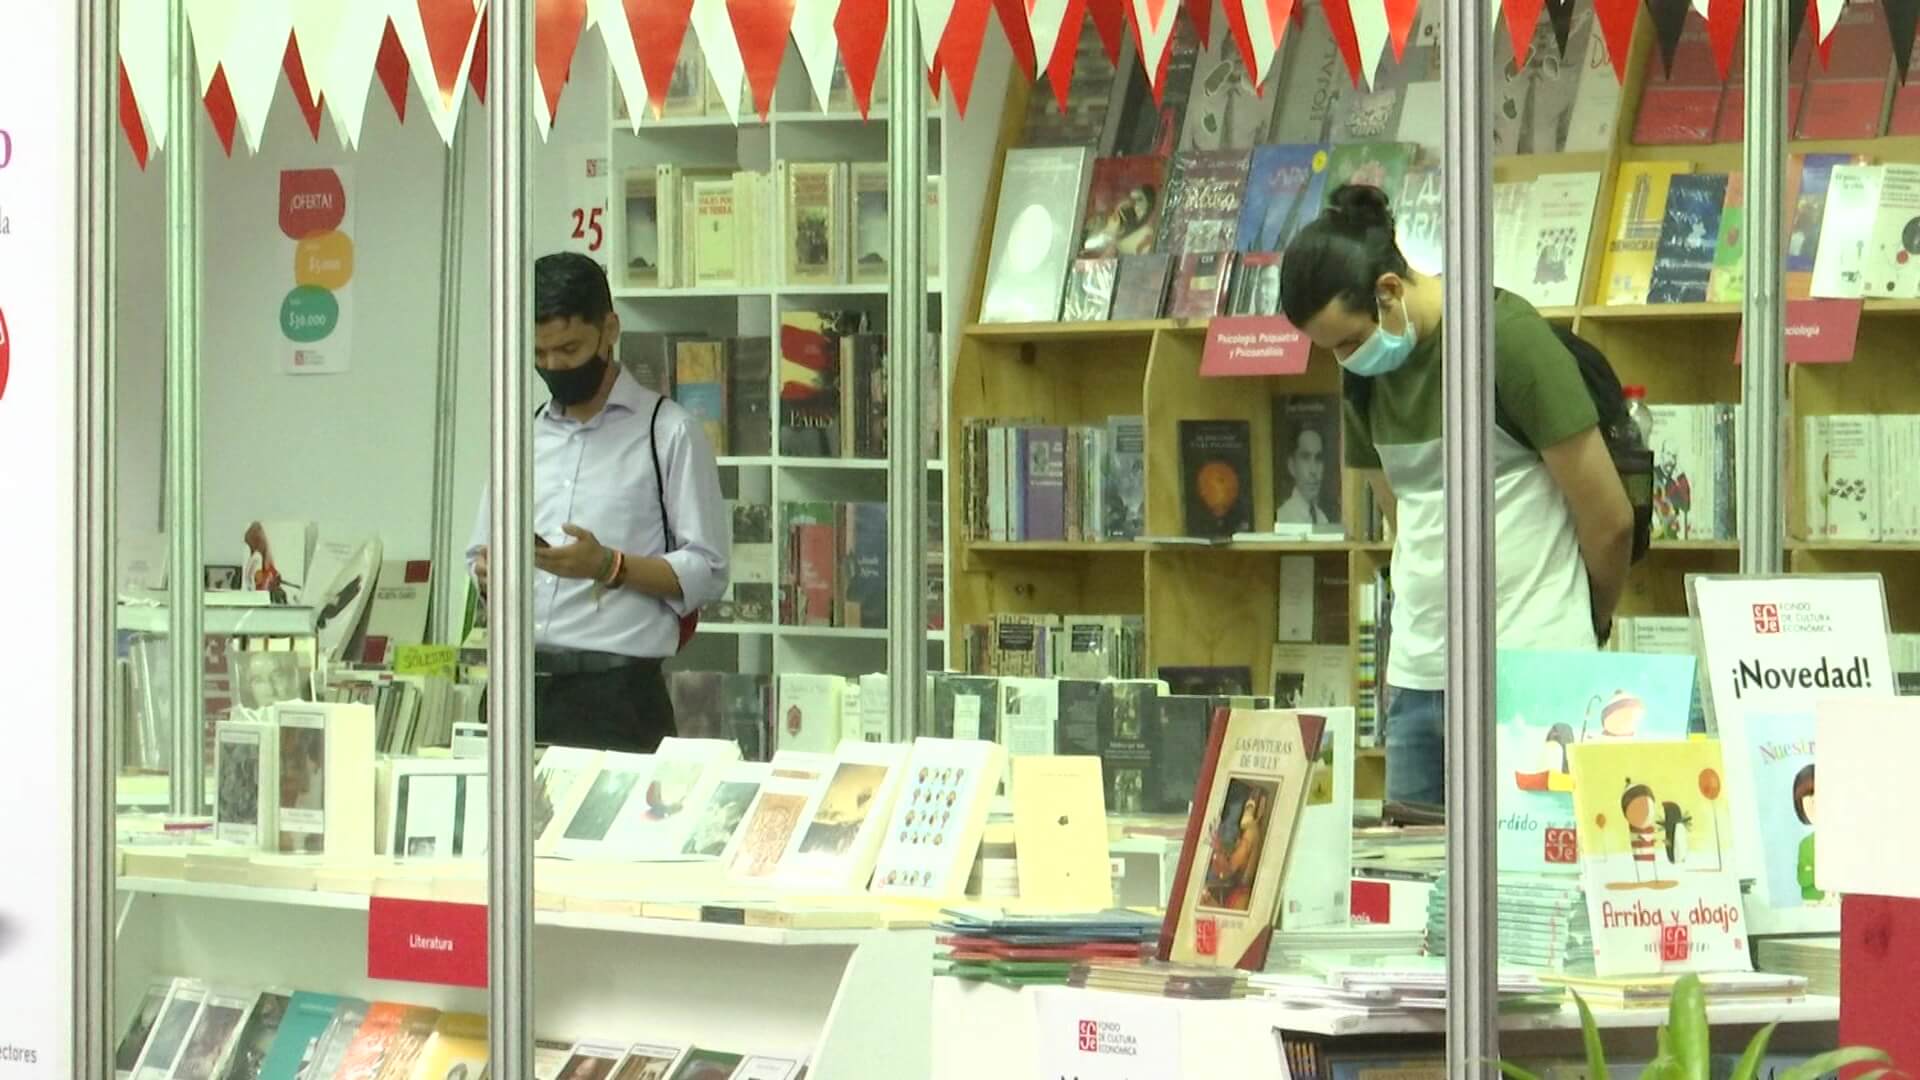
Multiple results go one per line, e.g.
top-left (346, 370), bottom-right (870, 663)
top-left (1660, 924), bottom-right (1691, 964)
top-left (0, 305), bottom-right (10, 401)
top-left (1193, 916), bottom-right (1218, 956)
top-left (1752, 603), bottom-right (1781, 634)
top-left (1733, 299), bottom-right (1862, 365)
top-left (279, 168), bottom-right (347, 240)
top-left (1543, 827), bottom-right (1578, 865)
top-left (1350, 878), bottom-right (1392, 924)
top-left (367, 897), bottom-right (487, 988)
top-left (1199, 315), bottom-right (1312, 378)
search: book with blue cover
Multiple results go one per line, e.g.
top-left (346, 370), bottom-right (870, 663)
top-left (1647, 172), bottom-right (1730, 304)
top-left (1496, 650), bottom-right (1698, 876)
top-left (257, 991), bottom-right (346, 1080)
top-left (1737, 709), bottom-right (1836, 936)
top-left (1237, 144), bottom-right (1329, 253)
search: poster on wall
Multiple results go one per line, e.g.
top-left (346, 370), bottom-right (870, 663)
top-left (1689, 573), bottom-right (1893, 936)
top-left (0, 0), bottom-right (78, 1073)
top-left (279, 167), bottom-right (355, 375)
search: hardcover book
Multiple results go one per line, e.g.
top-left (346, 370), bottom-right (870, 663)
top-left (1108, 255), bottom-right (1174, 320)
top-left (1795, 0), bottom-right (1893, 141)
top-left (1061, 257), bottom-right (1119, 321)
top-left (1647, 173), bottom-right (1730, 305)
top-left (1165, 252), bottom-right (1234, 319)
top-left (980, 146), bottom-right (1096, 323)
top-left (1272, 395), bottom-right (1341, 530)
top-left (1569, 738), bottom-right (1754, 978)
top-left (1320, 142), bottom-right (1417, 209)
top-left (725, 337), bottom-right (772, 457)
top-left (1280, 706), bottom-right (1355, 930)
top-left (1155, 150), bottom-right (1253, 255)
top-left (778, 310), bottom-right (862, 456)
top-left (1179, 419), bottom-right (1254, 537)
top-left (781, 162), bottom-right (844, 286)
top-left (849, 160), bottom-right (889, 284)
top-left (672, 338), bottom-right (728, 454)
top-left (1079, 156), bottom-right (1167, 258)
top-left (1598, 161), bottom-right (1691, 305)
top-left (1161, 708), bottom-right (1326, 968)
top-left (1630, 12), bottom-right (1724, 145)
top-left (867, 737), bottom-right (1008, 897)
top-left (1237, 144), bottom-right (1330, 253)
top-left (1099, 680), bottom-right (1162, 814)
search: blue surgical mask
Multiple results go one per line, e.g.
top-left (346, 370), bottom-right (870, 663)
top-left (1339, 295), bottom-right (1417, 378)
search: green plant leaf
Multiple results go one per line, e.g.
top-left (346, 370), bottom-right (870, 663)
top-left (1779, 1048), bottom-right (1893, 1080)
top-left (1667, 974), bottom-right (1711, 1078)
top-left (1497, 1064), bottom-right (1545, 1080)
top-left (1726, 1021), bottom-right (1779, 1080)
top-left (1849, 1069), bottom-right (1895, 1080)
top-left (1572, 991), bottom-right (1608, 1078)
top-left (1639, 1053), bottom-right (1682, 1080)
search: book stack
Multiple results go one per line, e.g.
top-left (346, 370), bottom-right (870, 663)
top-left (778, 500), bottom-right (893, 630)
top-left (1538, 971), bottom-right (1808, 1009)
top-left (934, 908), bottom-right (1161, 989)
top-left (708, 501), bottom-right (774, 625)
top-left (1755, 936), bottom-right (1840, 997)
top-left (619, 332), bottom-right (774, 457)
top-left (957, 416), bottom-right (1146, 542)
top-left (319, 669), bottom-right (468, 756)
top-left (777, 311), bottom-right (943, 460)
top-left (1069, 960), bottom-right (1248, 999)
top-left (1424, 873), bottom-right (1596, 974)
top-left (955, 614), bottom-right (1148, 679)
top-left (1802, 414), bottom-right (1920, 541)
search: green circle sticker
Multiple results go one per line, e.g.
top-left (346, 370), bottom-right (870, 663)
top-left (280, 286), bottom-right (339, 343)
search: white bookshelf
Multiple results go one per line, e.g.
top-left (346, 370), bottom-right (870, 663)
top-left (608, 43), bottom-right (1012, 683)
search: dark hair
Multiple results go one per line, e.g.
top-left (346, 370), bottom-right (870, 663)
top-left (1793, 764), bottom-right (1815, 825)
top-left (534, 251), bottom-right (613, 325)
top-left (1278, 184), bottom-right (1412, 328)
top-left (1621, 782), bottom-right (1653, 814)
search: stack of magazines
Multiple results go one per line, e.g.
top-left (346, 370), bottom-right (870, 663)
top-left (933, 908), bottom-right (1160, 988)
top-left (1425, 873), bottom-right (1594, 974)
top-left (1755, 937), bottom-right (1839, 997)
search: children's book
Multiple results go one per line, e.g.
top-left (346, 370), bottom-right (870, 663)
top-left (1736, 709), bottom-right (1835, 936)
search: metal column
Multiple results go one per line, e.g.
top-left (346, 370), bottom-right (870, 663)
top-left (1740, 0), bottom-right (1787, 574)
top-left (165, 0), bottom-right (205, 817)
top-left (75, 0), bottom-right (117, 1071)
top-left (1441, 0), bottom-right (1499, 1073)
top-left (887, 5), bottom-right (929, 739)
top-left (431, 126), bottom-right (470, 647)
top-left (486, 1), bottom-right (535, 1075)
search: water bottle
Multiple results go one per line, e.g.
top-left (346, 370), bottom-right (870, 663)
top-left (1624, 384), bottom-right (1653, 445)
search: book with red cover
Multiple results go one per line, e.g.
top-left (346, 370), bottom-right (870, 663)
top-left (1716, 34), bottom-right (1812, 143)
top-left (792, 522), bottom-right (836, 626)
top-left (1841, 893), bottom-right (1920, 1075)
top-left (1631, 12), bottom-right (1724, 145)
top-left (1165, 252), bottom-right (1234, 320)
top-left (1079, 156), bottom-right (1169, 259)
top-left (1796, 0), bottom-right (1894, 140)
top-left (1154, 150), bottom-right (1253, 256)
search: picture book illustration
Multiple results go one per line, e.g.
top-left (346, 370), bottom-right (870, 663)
top-left (1496, 650), bottom-right (1697, 875)
top-left (1569, 738), bottom-right (1752, 977)
top-left (798, 762), bottom-right (890, 856)
top-left (1199, 777), bottom-right (1279, 912)
top-left (564, 768), bottom-right (641, 843)
top-left (876, 764), bottom-right (970, 889)
top-left (682, 778), bottom-right (760, 857)
top-left (729, 791), bottom-right (808, 878)
top-left (1741, 710), bottom-right (1833, 917)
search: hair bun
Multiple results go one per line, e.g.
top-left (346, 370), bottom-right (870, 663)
top-left (1325, 183), bottom-right (1395, 230)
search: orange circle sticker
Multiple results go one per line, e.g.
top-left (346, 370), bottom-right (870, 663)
top-left (294, 231), bottom-right (355, 290)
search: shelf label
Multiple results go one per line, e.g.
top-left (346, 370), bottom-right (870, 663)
top-left (1200, 316), bottom-right (1311, 377)
top-left (1734, 299), bottom-right (1861, 365)
top-left (1033, 986), bottom-right (1182, 1079)
top-left (368, 897), bottom-right (488, 988)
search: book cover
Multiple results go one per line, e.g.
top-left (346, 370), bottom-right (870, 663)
top-left (257, 991), bottom-right (344, 1080)
top-left (1103, 20), bottom-right (1201, 156)
top-left (1178, 30), bottom-right (1270, 151)
top-left (1810, 414), bottom-right (1881, 540)
top-left (604, 738), bottom-right (743, 860)
top-left (783, 162), bottom-right (843, 286)
top-left (1060, 257), bottom-right (1119, 321)
top-left (931, 673), bottom-right (1002, 742)
top-left (1108, 254), bottom-right (1173, 320)
top-left (868, 738), bottom-right (1008, 897)
top-left (840, 501), bottom-right (888, 629)
top-left (773, 743), bottom-right (905, 889)
top-left (1861, 164), bottom-right (1920, 299)
top-left (1718, 34), bottom-right (1813, 143)
top-left (1165, 252), bottom-right (1233, 319)
top-left (532, 746), bottom-right (603, 856)
top-left (411, 1013), bottom-right (488, 1080)
top-left (1155, 149), bottom-right (1253, 255)
top-left (1000, 677), bottom-right (1063, 784)
top-left (1158, 668), bottom-right (1254, 697)
top-left (1237, 144), bottom-right (1330, 253)
top-left (720, 674), bottom-right (770, 761)
top-left (1102, 415), bottom-right (1147, 539)
top-left (666, 1048), bottom-right (744, 1080)
top-left (170, 988), bottom-right (253, 1080)
top-left (621, 169), bottom-right (661, 288)
top-left (1495, 650), bottom-right (1698, 877)
top-left (553, 754), bottom-right (654, 861)
top-left (1079, 156), bottom-right (1168, 258)
top-left (1563, 7), bottom-right (1623, 151)
top-left (1019, 427), bottom-right (1068, 541)
top-left (358, 559), bottom-right (432, 664)
top-left (1268, 644), bottom-right (1350, 709)
top-left (274, 702), bottom-right (374, 858)
top-left (724, 768), bottom-right (826, 881)
top-left (1268, 16), bottom-right (1346, 143)
top-left (1272, 394), bottom-right (1341, 530)
top-left (980, 146), bottom-right (1096, 323)
top-left (1153, 694), bottom-right (1215, 814)
top-left (1598, 161), bottom-right (1691, 305)
top-left (778, 309), bottom-right (862, 456)
top-left (618, 332), bottom-right (676, 398)
top-left (1796, 0), bottom-right (1893, 141)
top-left (215, 719), bottom-right (277, 849)
top-left (1393, 166), bottom-right (1444, 276)
top-left (1734, 709), bottom-right (1836, 935)
top-left (1569, 738), bottom-right (1754, 978)
top-left (1786, 154), bottom-right (1866, 293)
top-left (1706, 172), bottom-right (1746, 304)
top-left (1891, 13), bottom-right (1920, 134)
top-left (671, 339), bottom-right (728, 454)
top-left (1280, 706), bottom-right (1355, 931)
top-left (1647, 173), bottom-right (1730, 305)
top-left (1492, 179), bottom-right (1538, 297)
top-left (1180, 419), bottom-right (1254, 537)
top-left (774, 673), bottom-right (844, 755)
top-left (839, 333), bottom-right (887, 458)
top-left (849, 160), bottom-right (889, 284)
top-left (1227, 251), bottom-right (1283, 316)
top-left (1320, 142), bottom-right (1417, 208)
top-left (1630, 12), bottom-right (1724, 145)
top-left (1162, 708), bottom-right (1326, 968)
top-left (1811, 164), bottom-right (1885, 300)
top-left (301, 1000), bottom-right (370, 1080)
top-left (725, 337), bottom-right (772, 457)
top-left (1099, 680), bottom-right (1161, 814)
top-left (1649, 405), bottom-right (1723, 541)
top-left (1522, 171), bottom-right (1603, 309)
top-left (216, 990), bottom-right (291, 1080)
top-left (1056, 679), bottom-right (1104, 756)
top-left (691, 178), bottom-right (737, 286)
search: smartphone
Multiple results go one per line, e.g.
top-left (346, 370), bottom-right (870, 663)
top-left (534, 535), bottom-right (551, 549)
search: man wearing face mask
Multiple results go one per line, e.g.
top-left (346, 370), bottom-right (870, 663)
top-left (1278, 185), bottom-right (1634, 807)
top-left (467, 253), bottom-right (729, 752)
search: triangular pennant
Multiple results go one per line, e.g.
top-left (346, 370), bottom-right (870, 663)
top-left (320, 0), bottom-right (393, 147)
top-left (1186, 0), bottom-right (1214, 47)
top-left (1503, 0), bottom-right (1547, 67)
top-left (1592, 0), bottom-right (1639, 81)
top-left (1319, 0), bottom-right (1366, 86)
top-left (993, 0), bottom-right (1039, 80)
top-left (284, 35), bottom-right (326, 140)
top-left (117, 60), bottom-right (152, 169)
top-left (1043, 0), bottom-right (1092, 111)
top-left (1252, 0), bottom-right (1297, 83)
top-left (691, 0), bottom-right (749, 123)
top-left (1544, 0), bottom-right (1576, 55)
top-left (537, 0), bottom-right (592, 124)
top-left (834, 0), bottom-right (890, 116)
top-left (1088, 0), bottom-right (1128, 62)
top-left (221, 0), bottom-right (293, 153)
top-left (1643, 0), bottom-right (1692, 76)
top-left (790, 0), bottom-right (843, 111)
top-left (930, 49), bottom-right (946, 98)
top-left (187, 0), bottom-right (242, 94)
top-left (375, 18), bottom-right (412, 123)
top-left (620, 0), bottom-right (697, 118)
top-left (400, 0), bottom-right (483, 142)
top-left (727, 0), bottom-right (796, 118)
top-left (203, 65), bottom-right (240, 156)
top-left (1349, 0), bottom-right (1390, 88)
top-left (1816, 0), bottom-right (1845, 42)
top-left (1383, 0), bottom-right (1419, 59)
top-left (1706, 0), bottom-right (1742, 79)
top-left (919, 0), bottom-right (960, 70)
top-left (1221, 0), bottom-right (1258, 78)
top-left (1290, 0), bottom-right (1305, 26)
top-left (1031, 0), bottom-right (1080, 98)
top-left (469, 8), bottom-right (489, 103)
top-left (1887, 0), bottom-right (1919, 83)
top-left (941, 0), bottom-right (996, 114)
top-left (1126, 0), bottom-right (1183, 98)
top-left (121, 0), bottom-right (169, 152)
top-left (1812, 0), bottom-right (1835, 66)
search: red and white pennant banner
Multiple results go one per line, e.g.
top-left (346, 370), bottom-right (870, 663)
top-left (113, 0), bottom-right (1866, 158)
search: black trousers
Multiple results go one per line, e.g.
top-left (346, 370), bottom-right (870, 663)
top-left (533, 659), bottom-right (676, 753)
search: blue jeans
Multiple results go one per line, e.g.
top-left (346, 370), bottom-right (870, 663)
top-left (1385, 686), bottom-right (1446, 806)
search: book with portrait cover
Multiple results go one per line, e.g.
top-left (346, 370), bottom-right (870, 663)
top-left (1155, 149), bottom-right (1253, 255)
top-left (980, 146), bottom-right (1096, 323)
top-left (274, 702), bottom-right (375, 858)
top-left (1237, 144), bottom-right (1329, 254)
top-left (1108, 254), bottom-right (1173, 320)
top-left (1647, 173), bottom-right (1730, 305)
top-left (1079, 156), bottom-right (1168, 258)
top-left (1061, 257), bottom-right (1119, 321)
top-left (1160, 707), bottom-right (1326, 969)
top-left (1165, 252), bottom-right (1234, 319)
top-left (1271, 394), bottom-right (1341, 530)
top-left (1179, 419), bottom-right (1253, 537)
top-left (1228, 252), bottom-right (1283, 316)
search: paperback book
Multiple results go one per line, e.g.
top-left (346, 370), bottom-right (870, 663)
top-left (1179, 419), bottom-right (1254, 537)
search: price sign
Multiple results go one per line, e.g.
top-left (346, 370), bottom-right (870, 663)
top-left (564, 143), bottom-right (610, 267)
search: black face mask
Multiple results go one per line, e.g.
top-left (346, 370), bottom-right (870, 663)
top-left (537, 350), bottom-right (609, 407)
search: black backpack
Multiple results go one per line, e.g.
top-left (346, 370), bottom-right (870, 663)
top-left (1343, 312), bottom-right (1654, 564)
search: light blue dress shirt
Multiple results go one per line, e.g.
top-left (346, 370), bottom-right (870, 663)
top-left (467, 370), bottom-right (730, 659)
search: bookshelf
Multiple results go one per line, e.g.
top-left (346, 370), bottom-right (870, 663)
top-left (604, 45), bottom-right (1014, 680)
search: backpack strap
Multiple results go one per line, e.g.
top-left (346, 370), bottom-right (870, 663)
top-left (650, 395), bottom-right (677, 553)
